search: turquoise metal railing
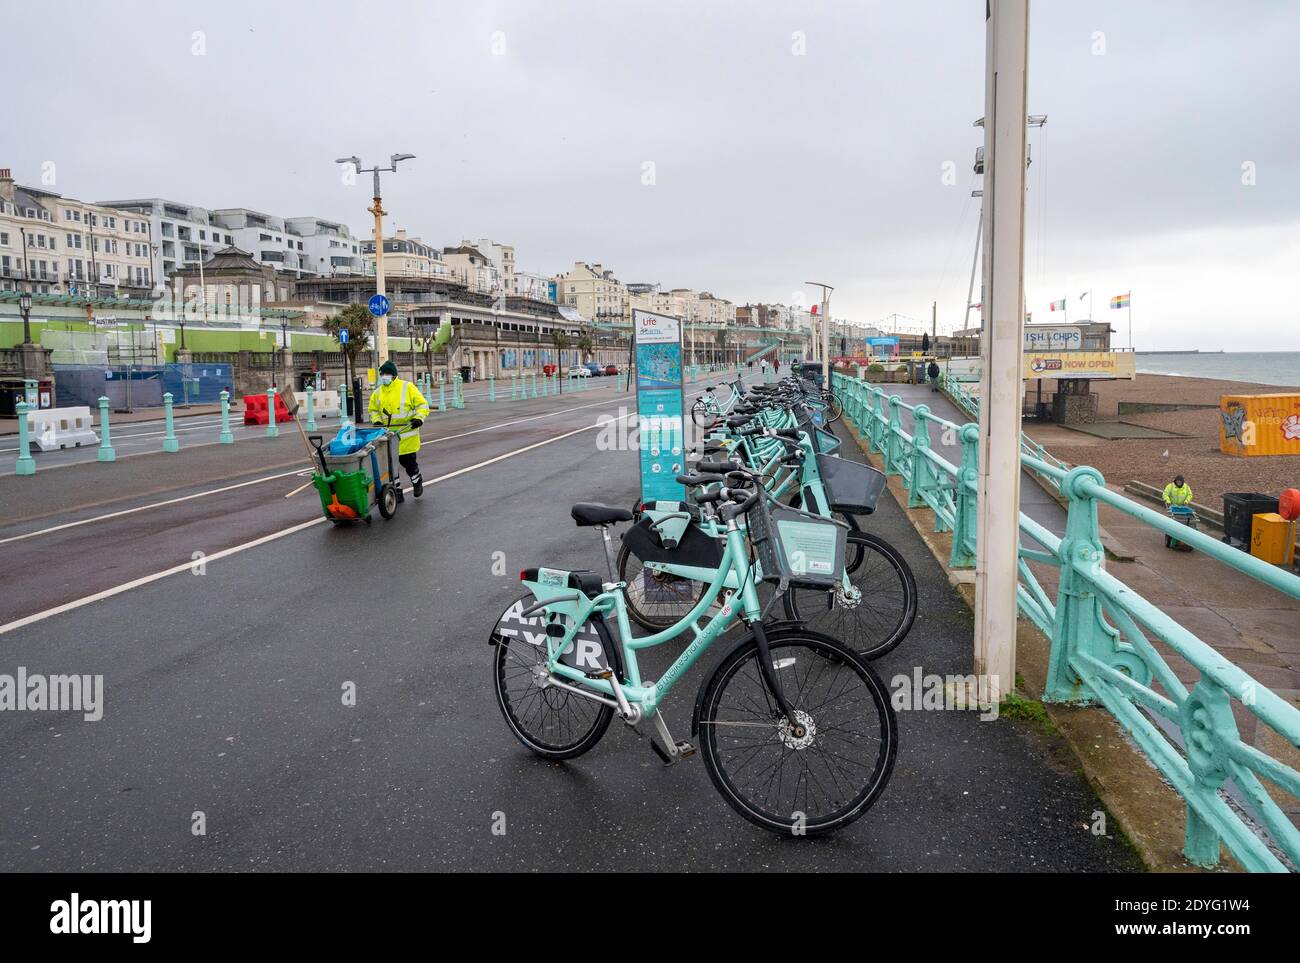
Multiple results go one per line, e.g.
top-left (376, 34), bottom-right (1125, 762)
top-left (834, 371), bottom-right (1300, 872)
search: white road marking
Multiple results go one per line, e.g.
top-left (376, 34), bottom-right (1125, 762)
top-left (0, 468), bottom-right (310, 546)
top-left (0, 373), bottom-right (745, 546)
top-left (0, 411), bottom-right (635, 637)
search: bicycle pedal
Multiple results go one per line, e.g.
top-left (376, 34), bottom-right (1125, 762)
top-left (675, 741), bottom-right (696, 758)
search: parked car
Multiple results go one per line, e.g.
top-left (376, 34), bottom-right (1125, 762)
top-left (567, 365), bottom-right (591, 378)
top-left (604, 364), bottom-right (619, 376)
top-left (584, 362), bottom-right (603, 377)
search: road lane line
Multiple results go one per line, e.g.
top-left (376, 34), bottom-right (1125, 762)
top-left (2, 397), bottom-right (639, 537)
top-left (1, 375), bottom-right (738, 533)
top-left (0, 410), bottom-right (634, 637)
top-left (0, 468), bottom-right (311, 546)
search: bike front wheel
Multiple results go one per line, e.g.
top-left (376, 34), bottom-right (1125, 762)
top-left (783, 531), bottom-right (917, 660)
top-left (697, 629), bottom-right (897, 836)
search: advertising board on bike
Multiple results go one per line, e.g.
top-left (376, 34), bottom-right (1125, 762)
top-left (633, 309), bottom-right (685, 503)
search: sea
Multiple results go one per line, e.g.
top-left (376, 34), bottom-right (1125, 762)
top-left (1136, 351), bottom-right (1300, 388)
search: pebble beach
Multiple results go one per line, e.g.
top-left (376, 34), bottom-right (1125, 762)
top-left (1028, 373), bottom-right (1300, 507)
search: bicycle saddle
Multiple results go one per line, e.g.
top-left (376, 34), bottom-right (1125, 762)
top-left (570, 503), bottom-right (635, 527)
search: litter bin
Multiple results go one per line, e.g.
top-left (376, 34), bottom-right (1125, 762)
top-left (1222, 492), bottom-right (1278, 549)
top-left (800, 361), bottom-right (824, 388)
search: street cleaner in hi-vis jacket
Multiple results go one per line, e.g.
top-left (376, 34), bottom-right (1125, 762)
top-left (368, 359), bottom-right (430, 500)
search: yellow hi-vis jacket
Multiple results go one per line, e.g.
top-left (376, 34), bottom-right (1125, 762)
top-left (1163, 482), bottom-right (1193, 506)
top-left (368, 378), bottom-right (430, 455)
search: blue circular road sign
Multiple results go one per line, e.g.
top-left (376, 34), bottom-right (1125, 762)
top-left (368, 294), bottom-right (390, 317)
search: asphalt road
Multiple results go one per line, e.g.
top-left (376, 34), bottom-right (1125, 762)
top-left (0, 377), bottom-right (1141, 872)
top-left (0, 375), bottom-right (631, 470)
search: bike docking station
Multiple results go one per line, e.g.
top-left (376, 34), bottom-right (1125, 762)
top-left (487, 330), bottom-right (902, 836)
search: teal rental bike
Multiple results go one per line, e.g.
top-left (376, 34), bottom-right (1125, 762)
top-left (490, 469), bottom-right (897, 836)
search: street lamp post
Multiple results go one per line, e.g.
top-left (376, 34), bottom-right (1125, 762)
top-left (335, 152), bottom-right (415, 370)
top-left (19, 291), bottom-right (33, 344)
top-left (280, 320), bottom-right (289, 388)
top-left (805, 281), bottom-right (833, 383)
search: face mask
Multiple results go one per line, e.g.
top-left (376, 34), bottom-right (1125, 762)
top-left (380, 374), bottom-right (394, 386)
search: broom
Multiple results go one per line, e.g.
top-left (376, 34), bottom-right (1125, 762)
top-left (278, 384), bottom-right (331, 498)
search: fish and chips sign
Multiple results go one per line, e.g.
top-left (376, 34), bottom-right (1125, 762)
top-left (1023, 325), bottom-right (1081, 351)
top-left (1023, 351), bottom-right (1135, 380)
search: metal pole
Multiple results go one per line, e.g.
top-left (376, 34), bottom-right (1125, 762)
top-left (964, 206), bottom-right (984, 332)
top-left (975, 0), bottom-right (1030, 704)
top-left (97, 396), bottom-right (116, 462)
top-left (371, 187), bottom-right (387, 368)
top-left (14, 401), bottom-right (36, 475)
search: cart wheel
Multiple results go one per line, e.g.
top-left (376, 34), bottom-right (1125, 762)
top-left (378, 483), bottom-right (398, 520)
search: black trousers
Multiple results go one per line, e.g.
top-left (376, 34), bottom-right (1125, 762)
top-left (398, 452), bottom-right (422, 485)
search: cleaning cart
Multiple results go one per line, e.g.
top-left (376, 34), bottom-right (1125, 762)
top-left (309, 423), bottom-right (401, 524)
top-left (1165, 504), bottom-right (1197, 552)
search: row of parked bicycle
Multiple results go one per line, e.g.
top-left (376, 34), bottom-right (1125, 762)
top-left (489, 374), bottom-right (916, 836)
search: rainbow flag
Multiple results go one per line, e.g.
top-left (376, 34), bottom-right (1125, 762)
top-left (1049, 299), bottom-right (1066, 311)
top-left (1110, 293), bottom-right (1130, 309)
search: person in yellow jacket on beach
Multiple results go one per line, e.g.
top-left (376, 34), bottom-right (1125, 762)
top-left (1162, 475), bottom-right (1193, 508)
top-left (368, 359), bottom-right (430, 499)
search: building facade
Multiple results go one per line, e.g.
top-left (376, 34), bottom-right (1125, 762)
top-left (361, 230), bottom-right (444, 279)
top-left (284, 216), bottom-right (364, 276)
top-left (209, 209), bottom-right (312, 277)
top-left (1, 169), bottom-right (152, 297)
top-left (98, 197), bottom-right (234, 289)
top-left (557, 261), bottom-right (628, 324)
top-left (442, 245), bottom-right (499, 295)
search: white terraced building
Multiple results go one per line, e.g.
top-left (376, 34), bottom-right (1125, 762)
top-left (98, 198), bottom-right (235, 292)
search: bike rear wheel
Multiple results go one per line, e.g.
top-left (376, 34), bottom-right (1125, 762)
top-left (492, 603), bottom-right (620, 759)
top-left (697, 629), bottom-right (896, 836)
top-left (783, 531), bottom-right (917, 659)
top-left (822, 390), bottom-right (844, 424)
top-left (617, 543), bottom-right (706, 631)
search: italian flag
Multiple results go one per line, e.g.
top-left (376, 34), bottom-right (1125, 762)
top-left (1049, 299), bottom-right (1066, 311)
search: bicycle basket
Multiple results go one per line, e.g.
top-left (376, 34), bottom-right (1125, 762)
top-left (747, 496), bottom-right (846, 590)
top-left (817, 454), bottom-right (886, 516)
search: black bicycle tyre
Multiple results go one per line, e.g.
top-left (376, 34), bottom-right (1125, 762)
top-left (697, 629), bottom-right (897, 836)
top-left (493, 603), bottom-right (622, 760)
top-left (617, 543), bottom-right (707, 631)
top-left (783, 531), bottom-right (917, 660)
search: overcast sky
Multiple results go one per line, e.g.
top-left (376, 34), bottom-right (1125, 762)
top-left (9, 1), bottom-right (1299, 349)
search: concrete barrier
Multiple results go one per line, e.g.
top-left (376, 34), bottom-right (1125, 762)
top-left (26, 406), bottom-right (100, 451)
top-left (296, 389), bottom-right (340, 418)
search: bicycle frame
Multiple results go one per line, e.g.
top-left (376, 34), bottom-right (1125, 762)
top-left (522, 521), bottom-right (763, 717)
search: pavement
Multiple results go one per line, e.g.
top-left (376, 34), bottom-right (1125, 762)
top-left (0, 373), bottom-right (1141, 872)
